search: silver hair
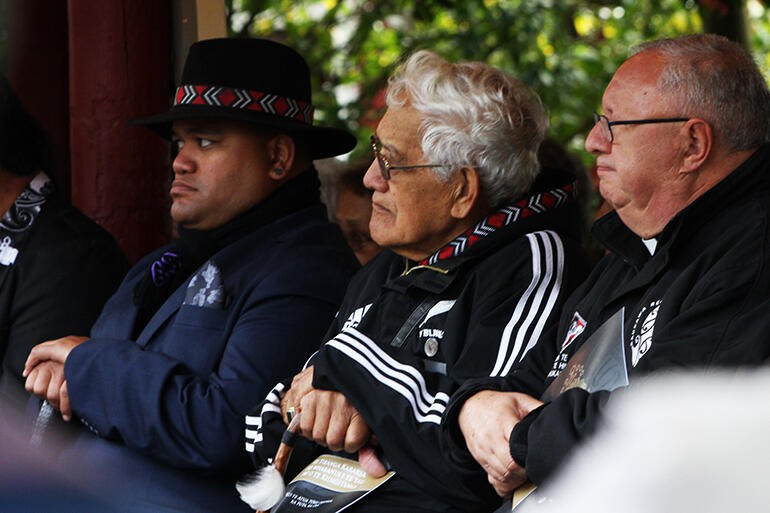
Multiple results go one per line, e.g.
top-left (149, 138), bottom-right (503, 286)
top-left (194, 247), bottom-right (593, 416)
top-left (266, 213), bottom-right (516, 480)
top-left (634, 34), bottom-right (770, 151)
top-left (386, 50), bottom-right (549, 207)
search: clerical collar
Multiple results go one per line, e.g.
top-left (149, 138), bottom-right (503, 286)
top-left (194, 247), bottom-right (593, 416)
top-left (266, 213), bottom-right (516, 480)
top-left (641, 237), bottom-right (658, 255)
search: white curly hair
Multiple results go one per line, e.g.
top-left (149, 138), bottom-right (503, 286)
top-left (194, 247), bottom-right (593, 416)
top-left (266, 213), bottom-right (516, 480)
top-left (386, 50), bottom-right (549, 207)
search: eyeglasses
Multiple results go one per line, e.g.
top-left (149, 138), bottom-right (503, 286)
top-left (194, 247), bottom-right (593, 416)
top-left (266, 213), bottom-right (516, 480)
top-left (593, 113), bottom-right (689, 143)
top-left (370, 135), bottom-right (442, 180)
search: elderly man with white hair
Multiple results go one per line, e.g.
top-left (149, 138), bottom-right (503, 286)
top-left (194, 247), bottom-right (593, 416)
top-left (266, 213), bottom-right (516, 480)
top-left (242, 50), bottom-right (590, 512)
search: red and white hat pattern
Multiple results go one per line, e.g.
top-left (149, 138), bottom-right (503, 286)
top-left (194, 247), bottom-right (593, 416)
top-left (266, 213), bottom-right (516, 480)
top-left (174, 85), bottom-right (314, 124)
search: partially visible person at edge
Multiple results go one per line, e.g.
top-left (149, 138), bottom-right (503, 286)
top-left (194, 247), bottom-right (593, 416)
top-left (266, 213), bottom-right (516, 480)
top-left (0, 74), bottom-right (127, 419)
top-left (244, 49), bottom-right (591, 513)
top-left (444, 33), bottom-right (770, 502)
top-left (334, 163), bottom-right (382, 265)
top-left (22, 38), bottom-right (359, 513)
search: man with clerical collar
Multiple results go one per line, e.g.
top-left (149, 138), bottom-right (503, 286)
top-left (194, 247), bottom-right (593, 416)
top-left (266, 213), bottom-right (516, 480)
top-left (445, 34), bottom-right (770, 505)
top-left (23, 38), bottom-right (359, 512)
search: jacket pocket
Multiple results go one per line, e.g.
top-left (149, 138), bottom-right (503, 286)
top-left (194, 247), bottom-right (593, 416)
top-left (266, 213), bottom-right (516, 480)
top-left (163, 305), bottom-right (231, 375)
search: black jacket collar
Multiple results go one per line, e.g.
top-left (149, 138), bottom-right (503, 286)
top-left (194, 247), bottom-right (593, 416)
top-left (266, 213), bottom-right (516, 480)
top-left (593, 143), bottom-right (770, 271)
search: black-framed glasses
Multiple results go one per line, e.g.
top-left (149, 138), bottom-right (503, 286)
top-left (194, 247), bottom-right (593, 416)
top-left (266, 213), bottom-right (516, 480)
top-left (593, 113), bottom-right (689, 143)
top-left (370, 135), bottom-right (443, 180)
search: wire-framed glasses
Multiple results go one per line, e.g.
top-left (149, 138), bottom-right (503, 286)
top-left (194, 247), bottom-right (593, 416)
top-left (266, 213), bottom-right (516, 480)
top-left (593, 113), bottom-right (689, 143)
top-left (370, 135), bottom-right (443, 180)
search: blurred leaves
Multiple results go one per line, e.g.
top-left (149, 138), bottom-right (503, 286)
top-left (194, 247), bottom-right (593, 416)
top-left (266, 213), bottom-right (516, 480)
top-left (226, 0), bottom-right (769, 166)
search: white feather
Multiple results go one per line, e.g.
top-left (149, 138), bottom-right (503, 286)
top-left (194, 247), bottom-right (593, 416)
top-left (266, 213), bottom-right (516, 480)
top-left (236, 464), bottom-right (286, 510)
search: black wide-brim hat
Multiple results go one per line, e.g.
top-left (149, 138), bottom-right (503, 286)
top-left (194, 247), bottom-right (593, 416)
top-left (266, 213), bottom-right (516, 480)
top-left (129, 38), bottom-right (356, 159)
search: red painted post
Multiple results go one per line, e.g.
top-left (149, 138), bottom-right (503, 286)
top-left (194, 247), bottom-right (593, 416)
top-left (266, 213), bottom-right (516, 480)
top-left (68, 0), bottom-right (172, 263)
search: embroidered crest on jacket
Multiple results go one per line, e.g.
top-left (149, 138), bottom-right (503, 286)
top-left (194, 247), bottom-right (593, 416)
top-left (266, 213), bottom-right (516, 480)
top-left (562, 311), bottom-right (587, 351)
top-left (630, 299), bottom-right (662, 367)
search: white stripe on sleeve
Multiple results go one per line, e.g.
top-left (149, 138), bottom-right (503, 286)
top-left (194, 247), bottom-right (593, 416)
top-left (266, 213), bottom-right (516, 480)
top-left (490, 230), bottom-right (564, 377)
top-left (324, 328), bottom-right (448, 424)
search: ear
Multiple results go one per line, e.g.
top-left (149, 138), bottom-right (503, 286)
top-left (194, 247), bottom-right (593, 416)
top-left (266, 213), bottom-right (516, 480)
top-left (449, 166), bottom-right (484, 220)
top-left (268, 135), bottom-right (296, 180)
top-left (680, 118), bottom-right (712, 174)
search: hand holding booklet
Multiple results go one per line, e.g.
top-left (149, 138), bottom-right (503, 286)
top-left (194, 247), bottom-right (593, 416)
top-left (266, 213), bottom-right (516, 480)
top-left (513, 308), bottom-right (629, 510)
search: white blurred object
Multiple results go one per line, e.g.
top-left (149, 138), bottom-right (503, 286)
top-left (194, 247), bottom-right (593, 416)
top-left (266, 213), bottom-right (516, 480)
top-left (521, 369), bottom-right (770, 513)
top-left (237, 413), bottom-right (302, 512)
top-left (237, 464), bottom-right (286, 511)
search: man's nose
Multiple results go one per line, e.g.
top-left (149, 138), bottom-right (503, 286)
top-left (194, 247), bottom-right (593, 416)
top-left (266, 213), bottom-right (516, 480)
top-left (585, 122), bottom-right (610, 155)
top-left (362, 159), bottom-right (387, 192)
top-left (172, 146), bottom-right (194, 175)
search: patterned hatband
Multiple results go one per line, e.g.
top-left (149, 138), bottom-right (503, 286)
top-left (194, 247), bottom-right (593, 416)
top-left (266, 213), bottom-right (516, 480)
top-left (174, 85), bottom-right (314, 124)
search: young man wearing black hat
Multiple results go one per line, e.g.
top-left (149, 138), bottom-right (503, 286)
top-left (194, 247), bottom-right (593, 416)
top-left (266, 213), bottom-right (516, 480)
top-left (22, 38), bottom-right (359, 512)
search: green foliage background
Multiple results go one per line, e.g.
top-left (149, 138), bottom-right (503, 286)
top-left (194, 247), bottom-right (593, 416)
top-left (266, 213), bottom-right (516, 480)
top-left (227, 0), bottom-right (770, 166)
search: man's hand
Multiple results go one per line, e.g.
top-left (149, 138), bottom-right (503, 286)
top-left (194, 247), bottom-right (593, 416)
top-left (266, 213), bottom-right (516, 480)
top-left (58, 381), bottom-right (72, 421)
top-left (23, 335), bottom-right (88, 422)
top-left (280, 367), bottom-right (365, 448)
top-left (358, 444), bottom-right (387, 478)
top-left (24, 361), bottom-right (74, 421)
top-left (458, 390), bottom-right (543, 497)
top-left (281, 366), bottom-right (386, 477)
top-left (23, 335), bottom-right (89, 375)
top-left (298, 388), bottom-right (370, 453)
top-left (281, 366), bottom-right (315, 424)
top-left (25, 360), bottom-right (65, 405)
